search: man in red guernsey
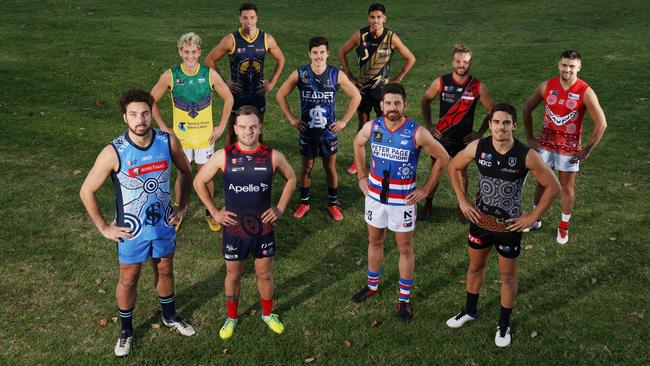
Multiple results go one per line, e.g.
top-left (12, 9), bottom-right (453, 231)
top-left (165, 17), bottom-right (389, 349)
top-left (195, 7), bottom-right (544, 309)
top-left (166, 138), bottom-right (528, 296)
top-left (523, 50), bottom-right (607, 244)
top-left (194, 106), bottom-right (296, 340)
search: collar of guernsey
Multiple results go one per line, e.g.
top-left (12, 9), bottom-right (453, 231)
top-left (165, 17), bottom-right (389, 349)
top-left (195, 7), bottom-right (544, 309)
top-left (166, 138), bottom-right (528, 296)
top-left (170, 63), bottom-right (214, 149)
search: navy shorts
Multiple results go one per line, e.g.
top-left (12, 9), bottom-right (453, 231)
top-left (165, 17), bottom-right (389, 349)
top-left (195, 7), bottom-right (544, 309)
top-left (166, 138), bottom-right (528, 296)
top-left (233, 93), bottom-right (266, 114)
top-left (467, 223), bottom-right (522, 259)
top-left (299, 135), bottom-right (338, 159)
top-left (222, 230), bottom-right (276, 261)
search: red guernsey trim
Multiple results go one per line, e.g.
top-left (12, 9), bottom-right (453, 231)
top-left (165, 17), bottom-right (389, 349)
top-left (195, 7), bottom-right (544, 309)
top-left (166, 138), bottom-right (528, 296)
top-left (436, 79), bottom-right (480, 134)
top-left (368, 185), bottom-right (409, 199)
top-left (128, 161), bottom-right (168, 177)
top-left (369, 170), bottom-right (416, 184)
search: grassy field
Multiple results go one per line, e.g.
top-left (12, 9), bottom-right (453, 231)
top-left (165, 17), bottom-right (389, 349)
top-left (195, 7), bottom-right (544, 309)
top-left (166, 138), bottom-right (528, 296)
top-left (1, 0), bottom-right (648, 364)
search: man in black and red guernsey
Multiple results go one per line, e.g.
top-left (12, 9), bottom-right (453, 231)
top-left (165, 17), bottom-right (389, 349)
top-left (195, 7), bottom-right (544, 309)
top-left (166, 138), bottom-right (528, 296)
top-left (194, 105), bottom-right (296, 340)
top-left (420, 44), bottom-right (494, 218)
top-left (445, 103), bottom-right (560, 348)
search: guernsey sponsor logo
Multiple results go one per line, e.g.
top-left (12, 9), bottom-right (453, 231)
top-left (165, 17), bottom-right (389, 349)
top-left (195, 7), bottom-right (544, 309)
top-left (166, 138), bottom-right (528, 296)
top-left (228, 183), bottom-right (269, 193)
top-left (371, 144), bottom-right (411, 162)
top-left (128, 161), bottom-right (168, 177)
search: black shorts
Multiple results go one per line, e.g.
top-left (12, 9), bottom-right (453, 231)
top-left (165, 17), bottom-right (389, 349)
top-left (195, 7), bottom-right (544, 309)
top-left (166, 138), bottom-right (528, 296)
top-left (467, 223), bottom-right (522, 259)
top-left (299, 135), bottom-right (338, 159)
top-left (222, 229), bottom-right (276, 261)
top-left (232, 94), bottom-right (266, 114)
top-left (358, 86), bottom-right (383, 115)
top-left (430, 140), bottom-right (467, 159)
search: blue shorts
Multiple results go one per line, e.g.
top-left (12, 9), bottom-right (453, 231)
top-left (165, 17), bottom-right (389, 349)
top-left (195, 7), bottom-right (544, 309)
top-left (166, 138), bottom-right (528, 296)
top-left (222, 230), bottom-right (276, 261)
top-left (117, 237), bottom-right (176, 264)
top-left (299, 135), bottom-right (338, 159)
top-left (233, 94), bottom-right (266, 114)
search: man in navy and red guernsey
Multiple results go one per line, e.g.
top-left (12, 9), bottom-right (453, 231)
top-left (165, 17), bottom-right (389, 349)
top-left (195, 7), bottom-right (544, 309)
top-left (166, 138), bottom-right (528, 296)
top-left (446, 103), bottom-right (560, 347)
top-left (523, 50), bottom-right (607, 244)
top-left (420, 44), bottom-right (494, 218)
top-left (194, 106), bottom-right (296, 340)
top-left (351, 83), bottom-right (448, 321)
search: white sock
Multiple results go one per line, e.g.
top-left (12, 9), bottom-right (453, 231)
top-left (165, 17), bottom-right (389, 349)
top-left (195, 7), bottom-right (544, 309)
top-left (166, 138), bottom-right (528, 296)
top-left (561, 213), bottom-right (571, 222)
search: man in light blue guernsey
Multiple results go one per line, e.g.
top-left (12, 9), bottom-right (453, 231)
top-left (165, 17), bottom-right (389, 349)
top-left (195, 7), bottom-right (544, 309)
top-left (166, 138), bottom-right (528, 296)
top-left (352, 83), bottom-right (448, 321)
top-left (80, 90), bottom-right (196, 357)
top-left (276, 36), bottom-right (361, 221)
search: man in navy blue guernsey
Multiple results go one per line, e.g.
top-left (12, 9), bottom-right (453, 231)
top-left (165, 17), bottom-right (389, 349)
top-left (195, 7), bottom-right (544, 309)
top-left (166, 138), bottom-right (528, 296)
top-left (276, 36), bottom-right (361, 221)
top-left (352, 83), bottom-right (449, 321)
top-left (194, 106), bottom-right (296, 340)
top-left (205, 2), bottom-right (285, 145)
top-left (80, 89), bottom-right (196, 357)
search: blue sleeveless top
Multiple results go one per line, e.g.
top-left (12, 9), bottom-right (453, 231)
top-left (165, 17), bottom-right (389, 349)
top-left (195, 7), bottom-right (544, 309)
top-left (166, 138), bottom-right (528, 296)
top-left (297, 64), bottom-right (339, 140)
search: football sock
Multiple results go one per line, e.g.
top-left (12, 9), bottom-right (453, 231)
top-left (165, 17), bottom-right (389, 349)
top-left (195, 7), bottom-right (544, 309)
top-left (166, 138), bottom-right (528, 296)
top-left (561, 212), bottom-right (571, 228)
top-left (226, 298), bottom-right (239, 319)
top-left (205, 209), bottom-right (211, 217)
top-left (327, 187), bottom-right (338, 206)
top-left (118, 307), bottom-right (134, 335)
top-left (499, 306), bottom-right (513, 328)
top-left (260, 298), bottom-right (273, 317)
top-left (425, 198), bottom-right (433, 206)
top-left (398, 278), bottom-right (413, 303)
top-left (159, 294), bottom-right (176, 320)
top-left (299, 187), bottom-right (310, 204)
top-left (465, 292), bottom-right (480, 315)
top-left (367, 270), bottom-right (381, 291)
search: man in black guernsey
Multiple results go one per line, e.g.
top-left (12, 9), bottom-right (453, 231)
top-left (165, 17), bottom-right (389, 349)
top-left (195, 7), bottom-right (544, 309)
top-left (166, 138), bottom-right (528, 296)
top-left (420, 44), bottom-right (494, 218)
top-left (194, 106), bottom-right (296, 340)
top-left (338, 3), bottom-right (416, 175)
top-left (445, 103), bottom-right (560, 348)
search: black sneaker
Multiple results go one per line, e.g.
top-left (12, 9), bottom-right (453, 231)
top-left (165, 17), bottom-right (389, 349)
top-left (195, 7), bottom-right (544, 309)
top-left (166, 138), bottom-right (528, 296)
top-left (397, 301), bottom-right (413, 321)
top-left (351, 286), bottom-right (377, 303)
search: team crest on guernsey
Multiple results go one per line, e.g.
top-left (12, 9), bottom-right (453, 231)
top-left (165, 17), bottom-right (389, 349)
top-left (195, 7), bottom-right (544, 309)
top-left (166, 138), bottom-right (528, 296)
top-left (508, 157), bottom-right (517, 167)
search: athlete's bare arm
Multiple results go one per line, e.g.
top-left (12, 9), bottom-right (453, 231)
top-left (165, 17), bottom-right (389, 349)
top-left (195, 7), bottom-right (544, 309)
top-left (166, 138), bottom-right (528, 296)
top-left (420, 76), bottom-right (442, 138)
top-left (205, 35), bottom-right (235, 72)
top-left (522, 81), bottom-right (547, 151)
top-left (261, 150), bottom-right (296, 224)
top-left (275, 70), bottom-right (306, 131)
top-left (506, 150), bottom-right (560, 231)
top-left (389, 33), bottom-right (416, 84)
top-left (470, 82), bottom-right (495, 142)
top-left (169, 133), bottom-right (192, 225)
top-left (209, 68), bottom-right (235, 143)
top-left (353, 121), bottom-right (373, 196)
top-left (263, 33), bottom-right (285, 94)
top-left (337, 31), bottom-right (361, 85)
top-left (79, 145), bottom-right (133, 242)
top-left (449, 141), bottom-right (481, 223)
top-left (410, 127), bottom-right (449, 205)
top-left (571, 87), bottom-right (607, 163)
top-left (150, 70), bottom-right (174, 135)
top-left (193, 149), bottom-right (238, 226)
top-left (330, 72), bottom-right (362, 133)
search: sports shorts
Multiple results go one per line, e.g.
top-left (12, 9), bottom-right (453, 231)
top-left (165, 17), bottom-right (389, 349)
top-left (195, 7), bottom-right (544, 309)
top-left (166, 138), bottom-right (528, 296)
top-left (118, 236), bottom-right (176, 264)
top-left (232, 93), bottom-right (266, 114)
top-left (467, 223), bottom-right (522, 259)
top-left (299, 135), bottom-right (338, 159)
top-left (364, 195), bottom-right (416, 233)
top-left (358, 86), bottom-right (383, 115)
top-left (222, 230), bottom-right (276, 261)
top-left (539, 148), bottom-right (579, 172)
top-left (183, 144), bottom-right (214, 165)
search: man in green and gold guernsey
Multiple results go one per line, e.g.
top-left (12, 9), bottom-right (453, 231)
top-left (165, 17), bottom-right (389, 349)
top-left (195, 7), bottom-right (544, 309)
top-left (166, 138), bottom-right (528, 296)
top-left (151, 32), bottom-right (234, 232)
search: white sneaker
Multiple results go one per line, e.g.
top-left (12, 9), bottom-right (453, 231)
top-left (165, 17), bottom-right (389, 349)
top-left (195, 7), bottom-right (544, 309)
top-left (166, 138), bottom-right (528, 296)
top-left (495, 325), bottom-right (512, 347)
top-left (114, 331), bottom-right (133, 357)
top-left (523, 220), bottom-right (542, 232)
top-left (162, 316), bottom-right (196, 336)
top-left (446, 310), bottom-right (477, 328)
top-left (556, 226), bottom-right (569, 245)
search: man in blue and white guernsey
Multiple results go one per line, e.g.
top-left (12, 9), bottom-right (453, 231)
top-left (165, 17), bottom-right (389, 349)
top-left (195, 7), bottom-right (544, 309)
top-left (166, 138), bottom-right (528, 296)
top-left (80, 90), bottom-right (196, 357)
top-left (352, 83), bottom-right (449, 321)
top-left (276, 36), bottom-right (361, 221)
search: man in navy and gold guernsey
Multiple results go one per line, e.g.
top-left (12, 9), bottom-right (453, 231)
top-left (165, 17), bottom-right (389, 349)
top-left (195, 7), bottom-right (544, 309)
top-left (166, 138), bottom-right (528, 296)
top-left (276, 36), bottom-right (361, 221)
top-left (339, 3), bottom-right (416, 175)
top-left (80, 90), bottom-right (197, 357)
top-left (151, 32), bottom-right (233, 232)
top-left (445, 104), bottom-right (560, 347)
top-left (205, 2), bottom-right (285, 145)
top-left (352, 84), bottom-right (448, 321)
top-left (194, 106), bottom-right (296, 340)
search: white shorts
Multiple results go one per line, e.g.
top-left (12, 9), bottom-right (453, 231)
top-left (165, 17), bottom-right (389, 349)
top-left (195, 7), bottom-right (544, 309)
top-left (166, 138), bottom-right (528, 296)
top-left (364, 196), bottom-right (416, 233)
top-left (539, 148), bottom-right (579, 172)
top-left (183, 145), bottom-right (214, 165)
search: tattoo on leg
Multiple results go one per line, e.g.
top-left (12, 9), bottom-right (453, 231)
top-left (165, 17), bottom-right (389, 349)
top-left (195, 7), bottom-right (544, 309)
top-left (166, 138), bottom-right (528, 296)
top-left (226, 295), bottom-right (239, 302)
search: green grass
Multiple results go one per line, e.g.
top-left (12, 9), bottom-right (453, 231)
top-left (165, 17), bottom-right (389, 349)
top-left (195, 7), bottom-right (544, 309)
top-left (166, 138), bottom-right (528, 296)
top-left (1, 0), bottom-right (648, 364)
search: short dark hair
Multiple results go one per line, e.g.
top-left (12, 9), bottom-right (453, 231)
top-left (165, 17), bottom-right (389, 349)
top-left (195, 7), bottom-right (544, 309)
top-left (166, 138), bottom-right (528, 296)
top-left (234, 105), bottom-right (261, 124)
top-left (368, 3), bottom-right (386, 14)
top-left (489, 103), bottom-right (517, 123)
top-left (381, 83), bottom-right (406, 101)
top-left (239, 3), bottom-right (257, 14)
top-left (119, 89), bottom-right (153, 114)
top-left (309, 36), bottom-right (329, 51)
top-left (560, 49), bottom-right (581, 60)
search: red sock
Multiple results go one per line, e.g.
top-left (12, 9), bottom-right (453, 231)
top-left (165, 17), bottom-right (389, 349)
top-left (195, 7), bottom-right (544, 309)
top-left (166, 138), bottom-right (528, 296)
top-left (226, 299), bottom-right (239, 319)
top-left (260, 298), bottom-right (273, 316)
top-left (559, 221), bottom-right (569, 230)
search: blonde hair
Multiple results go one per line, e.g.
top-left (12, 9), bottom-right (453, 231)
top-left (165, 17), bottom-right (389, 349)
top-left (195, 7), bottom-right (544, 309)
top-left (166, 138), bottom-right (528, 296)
top-left (177, 32), bottom-right (202, 50)
top-left (452, 44), bottom-right (472, 58)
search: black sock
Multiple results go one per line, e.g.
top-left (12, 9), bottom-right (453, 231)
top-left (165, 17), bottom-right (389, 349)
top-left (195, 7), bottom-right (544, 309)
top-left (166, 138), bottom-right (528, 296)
top-left (425, 198), bottom-right (433, 206)
top-left (118, 307), bottom-right (134, 335)
top-left (205, 209), bottom-right (210, 217)
top-left (327, 187), bottom-right (338, 206)
top-left (299, 187), bottom-right (310, 204)
top-left (159, 294), bottom-right (176, 320)
top-left (499, 306), bottom-right (512, 327)
top-left (465, 292), bottom-right (479, 315)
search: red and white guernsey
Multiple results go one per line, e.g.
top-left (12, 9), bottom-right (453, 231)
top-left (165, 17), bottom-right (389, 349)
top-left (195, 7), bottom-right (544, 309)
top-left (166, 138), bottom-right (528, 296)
top-left (540, 76), bottom-right (590, 155)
